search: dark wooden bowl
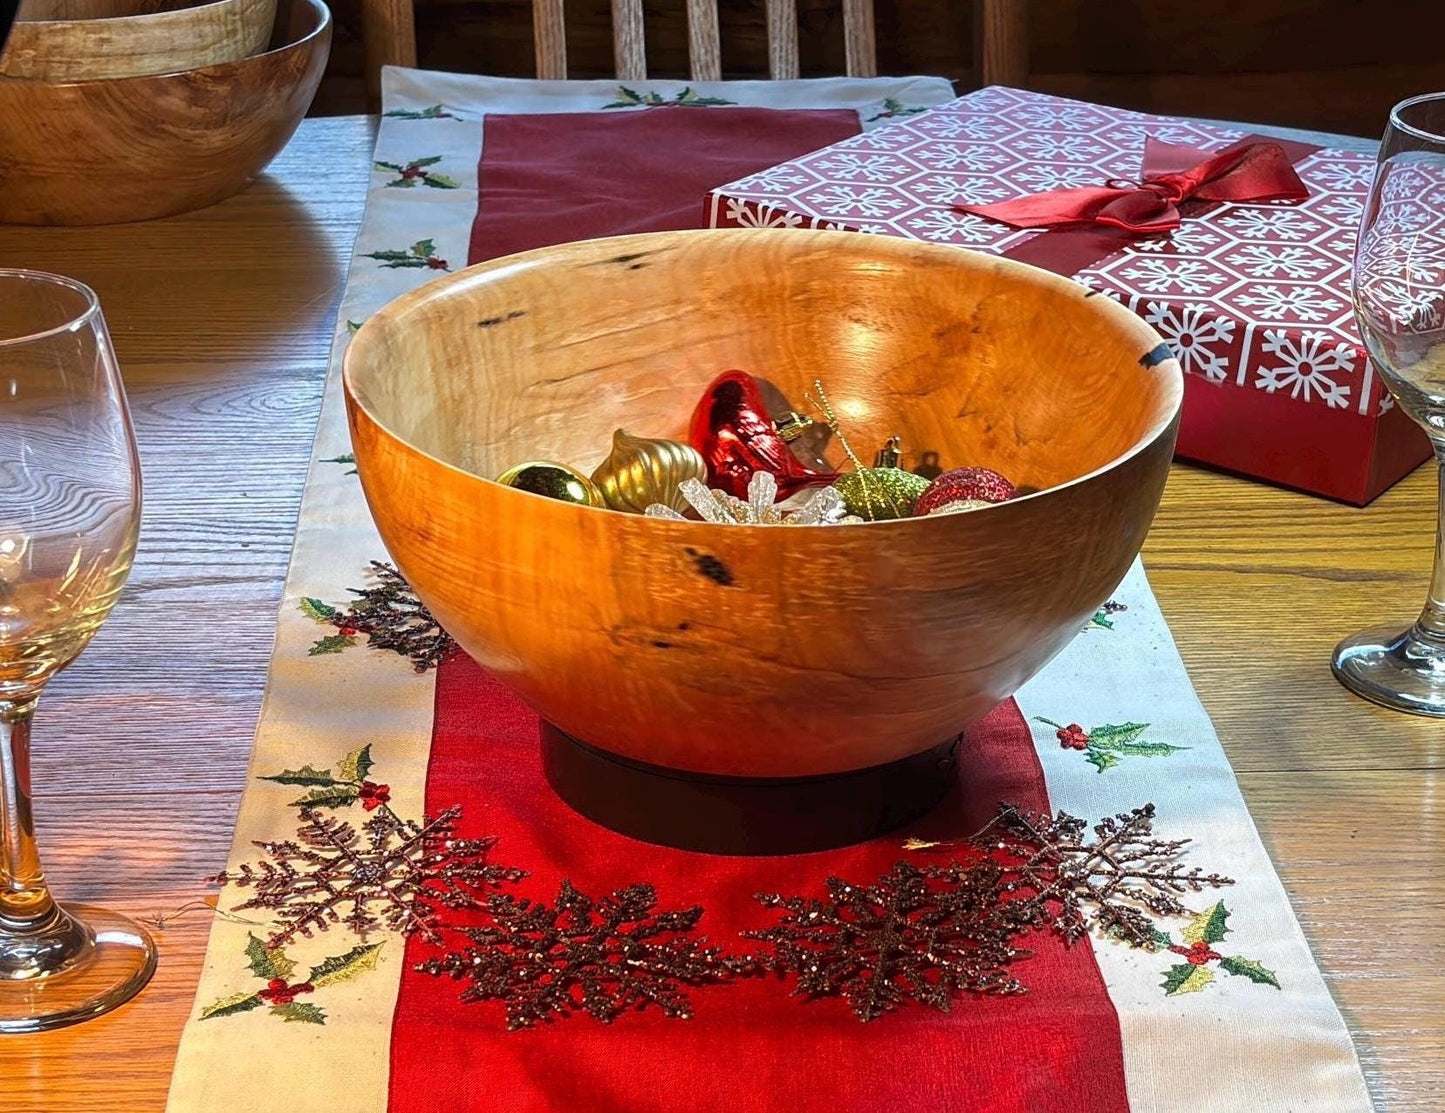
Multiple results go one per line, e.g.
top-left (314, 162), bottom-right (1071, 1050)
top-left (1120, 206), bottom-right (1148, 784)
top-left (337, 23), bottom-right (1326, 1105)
top-left (344, 229), bottom-right (1183, 778)
top-left (0, 0), bottom-right (329, 225)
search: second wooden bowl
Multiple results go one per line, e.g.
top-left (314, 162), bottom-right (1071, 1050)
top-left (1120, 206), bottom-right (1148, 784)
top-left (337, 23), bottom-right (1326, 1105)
top-left (0, 0), bottom-right (328, 226)
top-left (344, 229), bottom-right (1184, 779)
top-left (1, 0), bottom-right (277, 81)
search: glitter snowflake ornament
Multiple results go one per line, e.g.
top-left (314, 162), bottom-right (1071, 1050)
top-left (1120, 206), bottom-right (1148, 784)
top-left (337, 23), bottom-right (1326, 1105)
top-left (415, 880), bottom-right (750, 1029)
top-left (214, 806), bottom-right (526, 948)
top-left (645, 472), bottom-right (861, 526)
top-left (977, 803), bottom-right (1235, 948)
top-left (747, 860), bottom-right (1029, 1022)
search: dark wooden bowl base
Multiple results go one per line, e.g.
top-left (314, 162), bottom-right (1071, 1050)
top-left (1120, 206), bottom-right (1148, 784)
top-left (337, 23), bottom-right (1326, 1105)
top-left (540, 723), bottom-right (960, 855)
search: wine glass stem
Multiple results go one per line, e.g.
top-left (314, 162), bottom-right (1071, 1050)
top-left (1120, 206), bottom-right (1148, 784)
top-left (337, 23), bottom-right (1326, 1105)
top-left (1419, 448), bottom-right (1445, 646)
top-left (0, 696), bottom-right (56, 932)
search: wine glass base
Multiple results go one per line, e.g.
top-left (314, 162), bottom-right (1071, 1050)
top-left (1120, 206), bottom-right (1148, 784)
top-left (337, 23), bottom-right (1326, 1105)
top-left (1331, 623), bottom-right (1445, 718)
top-left (0, 903), bottom-right (157, 1034)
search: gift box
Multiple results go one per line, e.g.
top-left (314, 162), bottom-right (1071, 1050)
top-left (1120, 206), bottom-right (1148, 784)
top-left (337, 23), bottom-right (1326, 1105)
top-left (706, 86), bottom-right (1433, 505)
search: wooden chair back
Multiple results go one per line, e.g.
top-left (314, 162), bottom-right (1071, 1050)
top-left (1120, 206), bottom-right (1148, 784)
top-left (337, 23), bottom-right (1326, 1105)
top-left (362, 0), bottom-right (1027, 112)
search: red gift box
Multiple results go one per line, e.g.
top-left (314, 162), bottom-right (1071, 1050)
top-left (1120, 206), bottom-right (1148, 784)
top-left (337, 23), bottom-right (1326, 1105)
top-left (706, 86), bottom-right (1433, 504)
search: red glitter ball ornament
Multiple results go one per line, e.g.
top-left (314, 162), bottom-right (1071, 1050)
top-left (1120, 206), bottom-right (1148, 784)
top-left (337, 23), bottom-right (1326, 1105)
top-left (687, 370), bottom-right (837, 498)
top-left (914, 467), bottom-right (1018, 516)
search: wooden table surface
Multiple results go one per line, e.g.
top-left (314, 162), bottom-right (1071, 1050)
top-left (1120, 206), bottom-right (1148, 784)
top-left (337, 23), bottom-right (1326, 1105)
top-left (1, 114), bottom-right (1440, 1112)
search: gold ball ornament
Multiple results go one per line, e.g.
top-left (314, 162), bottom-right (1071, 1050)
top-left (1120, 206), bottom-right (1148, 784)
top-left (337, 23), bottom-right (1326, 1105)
top-left (496, 461), bottom-right (604, 507)
top-left (590, 429), bottom-right (707, 514)
top-left (832, 468), bottom-right (930, 521)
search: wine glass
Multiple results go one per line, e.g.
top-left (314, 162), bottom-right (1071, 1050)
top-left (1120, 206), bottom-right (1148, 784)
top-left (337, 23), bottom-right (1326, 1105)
top-left (0, 270), bottom-right (154, 1031)
top-left (1333, 93), bottom-right (1445, 716)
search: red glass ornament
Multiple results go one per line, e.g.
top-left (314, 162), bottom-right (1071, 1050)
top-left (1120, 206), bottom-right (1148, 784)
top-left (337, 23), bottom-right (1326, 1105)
top-left (687, 371), bottom-right (837, 498)
top-left (914, 467), bottom-right (1018, 516)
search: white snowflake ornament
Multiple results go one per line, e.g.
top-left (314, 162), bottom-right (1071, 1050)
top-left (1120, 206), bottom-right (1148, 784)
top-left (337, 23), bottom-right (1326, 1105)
top-left (644, 473), bottom-right (861, 526)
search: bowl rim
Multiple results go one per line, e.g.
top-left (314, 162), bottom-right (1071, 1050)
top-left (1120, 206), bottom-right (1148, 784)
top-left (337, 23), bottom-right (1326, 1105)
top-left (12, 0), bottom-right (271, 29)
top-left (343, 227), bottom-right (1185, 532)
top-left (0, 0), bottom-right (326, 87)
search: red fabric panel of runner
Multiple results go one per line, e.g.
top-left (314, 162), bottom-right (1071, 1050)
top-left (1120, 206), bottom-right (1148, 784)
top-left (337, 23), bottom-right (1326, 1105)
top-left (388, 104), bottom-right (1132, 1113)
top-left (467, 106), bottom-right (860, 263)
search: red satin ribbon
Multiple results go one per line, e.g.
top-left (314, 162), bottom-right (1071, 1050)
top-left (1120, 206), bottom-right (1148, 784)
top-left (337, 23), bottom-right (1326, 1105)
top-left (958, 138), bottom-right (1309, 234)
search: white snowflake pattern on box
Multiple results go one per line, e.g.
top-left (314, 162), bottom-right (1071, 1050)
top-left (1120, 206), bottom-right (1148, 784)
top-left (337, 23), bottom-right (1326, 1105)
top-left (709, 85), bottom-right (1388, 417)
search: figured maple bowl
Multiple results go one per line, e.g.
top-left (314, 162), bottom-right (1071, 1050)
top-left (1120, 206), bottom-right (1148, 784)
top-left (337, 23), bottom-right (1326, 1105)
top-left (0, 0), bottom-right (328, 226)
top-left (344, 228), bottom-right (1182, 778)
top-left (0, 0), bottom-right (277, 81)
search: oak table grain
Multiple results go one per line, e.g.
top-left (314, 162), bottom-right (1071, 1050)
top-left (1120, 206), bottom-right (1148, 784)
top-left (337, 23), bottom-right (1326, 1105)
top-left (0, 114), bottom-right (1439, 1111)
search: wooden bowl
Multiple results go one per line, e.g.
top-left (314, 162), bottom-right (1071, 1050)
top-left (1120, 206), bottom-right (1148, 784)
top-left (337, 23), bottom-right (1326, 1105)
top-left (0, 0), bottom-right (328, 226)
top-left (1, 0), bottom-right (277, 81)
top-left (344, 229), bottom-right (1183, 779)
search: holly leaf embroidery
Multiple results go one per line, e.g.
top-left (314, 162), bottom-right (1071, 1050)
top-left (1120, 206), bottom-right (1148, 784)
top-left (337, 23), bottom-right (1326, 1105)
top-left (299, 597), bottom-right (338, 622)
top-left (245, 932), bottom-right (296, 981)
top-left (310, 633), bottom-right (358, 656)
top-left (374, 160), bottom-right (403, 172)
top-left (335, 744), bottom-right (374, 785)
top-left (200, 991), bottom-right (265, 1019)
top-left (1181, 901), bottom-right (1230, 946)
top-left (1087, 722), bottom-right (1150, 749)
top-left (410, 156), bottom-right (444, 168)
top-left (288, 785), bottom-right (361, 809)
top-left (308, 942), bottom-right (384, 988)
top-left (270, 1001), bottom-right (327, 1024)
top-left (422, 173), bottom-right (459, 189)
top-left (409, 238), bottom-right (437, 259)
top-left (1085, 749), bottom-right (1120, 772)
top-left (1161, 963), bottom-right (1215, 996)
top-left (346, 320), bottom-right (364, 333)
top-left (1090, 612), bottom-right (1115, 629)
top-left (1219, 955), bottom-right (1280, 989)
top-left (259, 764), bottom-right (337, 787)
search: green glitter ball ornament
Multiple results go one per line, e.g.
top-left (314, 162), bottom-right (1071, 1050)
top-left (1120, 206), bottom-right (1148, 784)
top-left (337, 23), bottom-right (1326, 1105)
top-left (832, 468), bottom-right (930, 521)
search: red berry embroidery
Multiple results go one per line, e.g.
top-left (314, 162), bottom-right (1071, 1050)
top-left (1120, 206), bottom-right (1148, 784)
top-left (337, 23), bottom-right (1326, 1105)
top-left (1056, 723), bottom-right (1091, 751)
top-left (358, 781), bottom-right (391, 811)
top-left (1169, 940), bottom-right (1222, 965)
top-left (426, 257), bottom-right (448, 270)
top-left (257, 977), bottom-right (314, 1004)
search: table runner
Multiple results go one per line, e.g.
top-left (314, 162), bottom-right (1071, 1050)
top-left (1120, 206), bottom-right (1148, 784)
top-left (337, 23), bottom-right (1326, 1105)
top-left (166, 68), bottom-right (1371, 1112)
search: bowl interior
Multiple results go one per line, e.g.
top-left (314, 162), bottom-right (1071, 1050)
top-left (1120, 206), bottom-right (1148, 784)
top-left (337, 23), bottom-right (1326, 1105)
top-left (348, 230), bottom-right (1177, 502)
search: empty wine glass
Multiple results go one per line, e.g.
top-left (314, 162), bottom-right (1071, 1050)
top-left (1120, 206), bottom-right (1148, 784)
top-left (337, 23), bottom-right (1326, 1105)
top-left (1333, 93), bottom-right (1445, 715)
top-left (0, 270), bottom-right (154, 1031)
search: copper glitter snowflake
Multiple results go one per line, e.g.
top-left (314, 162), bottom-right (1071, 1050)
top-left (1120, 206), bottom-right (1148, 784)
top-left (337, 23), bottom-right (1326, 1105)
top-left (747, 860), bottom-right (1030, 1022)
top-left (317, 560), bottom-right (455, 671)
top-left (213, 806), bottom-right (526, 948)
top-left (974, 803), bottom-right (1235, 948)
top-left (415, 880), bottom-right (750, 1029)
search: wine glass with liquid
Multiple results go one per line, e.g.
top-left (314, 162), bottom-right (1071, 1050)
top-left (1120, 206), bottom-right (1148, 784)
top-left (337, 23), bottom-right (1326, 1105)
top-left (0, 270), bottom-right (154, 1031)
top-left (1333, 93), bottom-right (1445, 715)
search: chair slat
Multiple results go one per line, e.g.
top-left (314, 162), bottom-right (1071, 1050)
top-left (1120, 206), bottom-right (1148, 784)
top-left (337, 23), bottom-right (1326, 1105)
top-left (685, 0), bottom-right (721, 82)
top-left (764, 0), bottom-right (798, 80)
top-left (532, 0), bottom-right (566, 80)
top-left (361, 0), bottom-right (417, 112)
top-left (841, 0), bottom-right (875, 77)
top-left (611, 0), bottom-right (647, 81)
top-left (976, 0), bottom-right (1028, 87)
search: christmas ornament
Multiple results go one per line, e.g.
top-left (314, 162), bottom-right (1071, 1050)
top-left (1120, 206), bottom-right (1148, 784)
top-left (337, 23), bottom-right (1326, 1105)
top-left (914, 467), bottom-right (1018, 517)
top-left (688, 371), bottom-right (836, 498)
top-left (415, 880), bottom-right (753, 1029)
top-left (589, 429), bottom-right (707, 514)
top-left (645, 472), bottom-right (861, 526)
top-left (747, 859), bottom-right (1029, 1022)
top-left (213, 805), bottom-right (526, 948)
top-left (833, 468), bottom-right (930, 521)
top-left (772, 411), bottom-right (816, 443)
top-left (497, 461), bottom-right (604, 507)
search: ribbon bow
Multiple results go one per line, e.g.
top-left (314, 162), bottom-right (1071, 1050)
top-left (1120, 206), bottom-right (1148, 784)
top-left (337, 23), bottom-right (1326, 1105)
top-left (958, 138), bottom-right (1310, 235)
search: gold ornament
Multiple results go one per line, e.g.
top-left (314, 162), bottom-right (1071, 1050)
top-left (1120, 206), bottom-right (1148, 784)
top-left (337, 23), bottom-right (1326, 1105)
top-left (833, 468), bottom-right (930, 521)
top-left (496, 461), bottom-right (603, 507)
top-left (589, 429), bottom-right (707, 514)
top-left (772, 411), bottom-right (816, 443)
